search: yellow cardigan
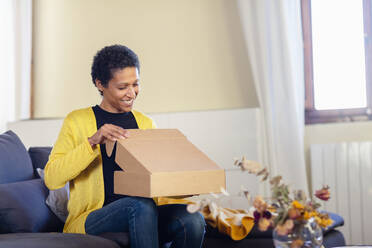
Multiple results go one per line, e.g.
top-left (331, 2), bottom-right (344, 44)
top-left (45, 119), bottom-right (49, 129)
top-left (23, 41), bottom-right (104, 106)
top-left (44, 107), bottom-right (157, 233)
top-left (44, 107), bottom-right (254, 239)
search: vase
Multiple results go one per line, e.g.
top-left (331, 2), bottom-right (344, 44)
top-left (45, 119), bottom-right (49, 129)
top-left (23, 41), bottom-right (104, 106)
top-left (272, 218), bottom-right (323, 248)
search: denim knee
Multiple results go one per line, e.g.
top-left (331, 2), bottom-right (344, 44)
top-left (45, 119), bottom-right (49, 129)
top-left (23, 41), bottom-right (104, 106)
top-left (184, 212), bottom-right (206, 238)
top-left (126, 197), bottom-right (158, 218)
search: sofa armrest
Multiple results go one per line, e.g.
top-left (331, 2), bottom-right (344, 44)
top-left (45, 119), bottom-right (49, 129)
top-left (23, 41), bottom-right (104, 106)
top-left (0, 179), bottom-right (63, 233)
top-left (322, 212), bottom-right (344, 234)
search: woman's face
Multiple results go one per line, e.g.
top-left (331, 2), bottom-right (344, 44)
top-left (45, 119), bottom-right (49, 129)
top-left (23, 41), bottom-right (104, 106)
top-left (97, 67), bottom-right (140, 113)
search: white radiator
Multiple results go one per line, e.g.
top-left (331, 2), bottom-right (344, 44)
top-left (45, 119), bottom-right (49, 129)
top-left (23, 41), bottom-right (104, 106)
top-left (311, 142), bottom-right (372, 245)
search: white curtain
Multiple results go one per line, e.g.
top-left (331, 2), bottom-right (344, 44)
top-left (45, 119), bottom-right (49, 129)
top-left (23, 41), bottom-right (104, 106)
top-left (237, 0), bottom-right (308, 194)
top-left (0, 0), bottom-right (32, 133)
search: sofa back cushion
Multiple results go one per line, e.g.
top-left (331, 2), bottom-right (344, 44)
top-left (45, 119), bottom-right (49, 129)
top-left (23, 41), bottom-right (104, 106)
top-left (0, 178), bottom-right (63, 233)
top-left (37, 168), bottom-right (69, 223)
top-left (28, 147), bottom-right (70, 223)
top-left (0, 130), bottom-right (34, 184)
top-left (28, 147), bottom-right (52, 178)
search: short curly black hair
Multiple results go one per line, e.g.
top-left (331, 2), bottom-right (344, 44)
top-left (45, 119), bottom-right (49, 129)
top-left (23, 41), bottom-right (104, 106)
top-left (91, 45), bottom-right (140, 95)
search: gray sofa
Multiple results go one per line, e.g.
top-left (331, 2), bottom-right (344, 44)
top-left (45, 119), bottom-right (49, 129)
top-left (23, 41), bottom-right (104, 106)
top-left (0, 130), bottom-right (346, 248)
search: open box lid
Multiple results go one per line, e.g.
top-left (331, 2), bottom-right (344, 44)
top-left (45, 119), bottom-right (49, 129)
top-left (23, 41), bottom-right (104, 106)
top-left (106, 129), bottom-right (223, 174)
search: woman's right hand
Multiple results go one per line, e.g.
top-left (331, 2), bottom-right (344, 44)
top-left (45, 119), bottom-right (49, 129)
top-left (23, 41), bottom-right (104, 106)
top-left (88, 124), bottom-right (129, 147)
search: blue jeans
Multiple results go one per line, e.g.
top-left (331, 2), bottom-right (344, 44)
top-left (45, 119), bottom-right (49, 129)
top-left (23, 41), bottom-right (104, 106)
top-left (85, 197), bottom-right (205, 248)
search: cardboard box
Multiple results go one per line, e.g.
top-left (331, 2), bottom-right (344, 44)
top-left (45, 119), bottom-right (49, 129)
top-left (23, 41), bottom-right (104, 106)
top-left (106, 129), bottom-right (226, 198)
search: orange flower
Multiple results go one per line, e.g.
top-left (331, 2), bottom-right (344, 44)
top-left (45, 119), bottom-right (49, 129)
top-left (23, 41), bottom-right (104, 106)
top-left (292, 200), bottom-right (304, 210)
top-left (317, 216), bottom-right (333, 228)
top-left (303, 211), bottom-right (317, 220)
top-left (288, 208), bottom-right (301, 219)
top-left (253, 196), bottom-right (268, 213)
top-left (314, 216), bottom-right (321, 225)
top-left (291, 239), bottom-right (304, 248)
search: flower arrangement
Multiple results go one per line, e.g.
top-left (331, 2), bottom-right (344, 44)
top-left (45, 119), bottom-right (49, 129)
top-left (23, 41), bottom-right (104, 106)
top-left (186, 156), bottom-right (334, 247)
top-left (234, 156), bottom-right (333, 247)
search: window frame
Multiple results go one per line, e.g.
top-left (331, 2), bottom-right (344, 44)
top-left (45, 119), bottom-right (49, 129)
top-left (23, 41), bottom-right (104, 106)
top-left (302, 0), bottom-right (372, 124)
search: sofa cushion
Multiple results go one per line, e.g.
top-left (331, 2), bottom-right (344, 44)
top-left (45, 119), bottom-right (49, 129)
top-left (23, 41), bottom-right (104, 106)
top-left (0, 233), bottom-right (121, 248)
top-left (28, 147), bottom-right (70, 222)
top-left (98, 232), bottom-right (130, 247)
top-left (28, 147), bottom-right (52, 178)
top-left (0, 179), bottom-right (63, 233)
top-left (0, 130), bottom-right (34, 184)
top-left (37, 168), bottom-right (69, 222)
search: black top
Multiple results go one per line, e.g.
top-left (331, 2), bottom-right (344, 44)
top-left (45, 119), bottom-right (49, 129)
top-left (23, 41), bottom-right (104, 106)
top-left (92, 105), bottom-right (139, 205)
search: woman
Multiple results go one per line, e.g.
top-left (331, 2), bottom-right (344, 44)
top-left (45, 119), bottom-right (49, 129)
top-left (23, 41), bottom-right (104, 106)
top-left (44, 45), bottom-right (205, 248)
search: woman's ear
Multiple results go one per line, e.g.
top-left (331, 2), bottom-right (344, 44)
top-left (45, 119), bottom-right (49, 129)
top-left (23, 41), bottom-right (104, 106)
top-left (95, 80), bottom-right (105, 96)
top-left (95, 80), bottom-right (104, 91)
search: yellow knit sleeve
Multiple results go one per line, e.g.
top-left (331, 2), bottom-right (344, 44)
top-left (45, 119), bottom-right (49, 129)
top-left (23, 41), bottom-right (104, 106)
top-left (44, 114), bottom-right (99, 190)
top-left (132, 110), bottom-right (157, 129)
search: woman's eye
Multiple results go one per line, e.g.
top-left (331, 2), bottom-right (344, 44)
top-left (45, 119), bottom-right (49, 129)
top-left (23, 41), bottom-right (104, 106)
top-left (118, 87), bottom-right (127, 90)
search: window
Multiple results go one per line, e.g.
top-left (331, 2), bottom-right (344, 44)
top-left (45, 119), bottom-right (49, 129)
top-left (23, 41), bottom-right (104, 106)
top-left (302, 0), bottom-right (372, 124)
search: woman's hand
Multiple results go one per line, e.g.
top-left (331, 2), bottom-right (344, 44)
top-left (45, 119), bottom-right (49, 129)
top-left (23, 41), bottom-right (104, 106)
top-left (88, 124), bottom-right (129, 147)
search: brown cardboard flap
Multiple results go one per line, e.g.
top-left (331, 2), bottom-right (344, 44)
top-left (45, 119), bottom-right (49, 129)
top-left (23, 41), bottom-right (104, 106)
top-left (123, 129), bottom-right (185, 140)
top-left (105, 140), bottom-right (116, 158)
top-left (106, 129), bottom-right (184, 158)
top-left (123, 139), bottom-right (220, 172)
top-left (114, 129), bottom-right (221, 173)
top-left (115, 140), bottom-right (149, 174)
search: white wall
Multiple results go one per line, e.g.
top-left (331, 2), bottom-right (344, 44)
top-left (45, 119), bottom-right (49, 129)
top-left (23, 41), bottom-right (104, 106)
top-left (32, 0), bottom-right (258, 118)
top-left (305, 121), bottom-right (372, 190)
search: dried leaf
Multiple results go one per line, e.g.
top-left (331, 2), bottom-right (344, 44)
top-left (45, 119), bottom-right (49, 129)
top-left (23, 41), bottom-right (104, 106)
top-left (257, 168), bottom-right (267, 176)
top-left (261, 172), bottom-right (269, 181)
top-left (186, 202), bottom-right (201, 213)
top-left (294, 190), bottom-right (306, 202)
top-left (210, 193), bottom-right (220, 199)
top-left (240, 160), bottom-right (262, 173)
top-left (315, 185), bottom-right (331, 201)
top-left (270, 176), bottom-right (282, 185)
top-left (240, 185), bottom-right (250, 199)
top-left (220, 187), bottom-right (230, 196)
